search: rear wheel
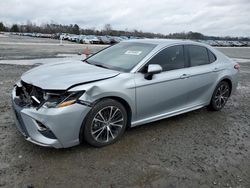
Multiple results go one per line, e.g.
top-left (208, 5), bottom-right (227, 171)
top-left (209, 81), bottom-right (230, 111)
top-left (83, 99), bottom-right (127, 147)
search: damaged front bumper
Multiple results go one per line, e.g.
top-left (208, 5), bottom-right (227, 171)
top-left (11, 86), bottom-right (92, 148)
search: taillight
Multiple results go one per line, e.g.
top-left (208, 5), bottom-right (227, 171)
top-left (234, 63), bottom-right (240, 70)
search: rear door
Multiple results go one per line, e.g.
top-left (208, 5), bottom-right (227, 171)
top-left (184, 45), bottom-right (219, 106)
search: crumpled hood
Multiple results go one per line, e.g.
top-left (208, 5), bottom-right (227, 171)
top-left (21, 60), bottom-right (120, 90)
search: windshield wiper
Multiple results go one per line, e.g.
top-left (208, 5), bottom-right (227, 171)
top-left (92, 63), bottom-right (110, 69)
top-left (83, 60), bottom-right (110, 69)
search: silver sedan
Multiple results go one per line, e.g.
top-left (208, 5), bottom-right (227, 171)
top-left (11, 39), bottom-right (239, 148)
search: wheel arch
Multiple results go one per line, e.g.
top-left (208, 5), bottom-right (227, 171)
top-left (79, 96), bottom-right (133, 143)
top-left (95, 96), bottom-right (132, 128)
top-left (209, 76), bottom-right (233, 105)
top-left (218, 77), bottom-right (233, 96)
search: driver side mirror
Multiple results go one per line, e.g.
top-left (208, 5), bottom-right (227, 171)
top-left (144, 64), bottom-right (162, 80)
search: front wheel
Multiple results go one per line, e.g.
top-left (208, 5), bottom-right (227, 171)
top-left (209, 81), bottom-right (231, 111)
top-left (83, 99), bottom-right (127, 147)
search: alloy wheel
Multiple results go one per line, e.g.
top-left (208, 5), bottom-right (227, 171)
top-left (214, 83), bottom-right (230, 109)
top-left (91, 106), bottom-right (125, 143)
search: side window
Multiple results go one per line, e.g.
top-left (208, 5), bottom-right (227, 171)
top-left (188, 45), bottom-right (210, 66)
top-left (148, 45), bottom-right (185, 71)
top-left (208, 49), bottom-right (216, 63)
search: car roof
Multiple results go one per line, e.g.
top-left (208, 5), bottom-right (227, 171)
top-left (122, 39), bottom-right (208, 48)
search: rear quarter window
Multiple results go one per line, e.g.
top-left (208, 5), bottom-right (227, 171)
top-left (207, 49), bottom-right (217, 63)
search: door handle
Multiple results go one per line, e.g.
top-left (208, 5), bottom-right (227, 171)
top-left (213, 67), bottom-right (219, 72)
top-left (180, 74), bottom-right (190, 79)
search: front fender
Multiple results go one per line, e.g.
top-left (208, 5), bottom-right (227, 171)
top-left (68, 74), bottom-right (137, 121)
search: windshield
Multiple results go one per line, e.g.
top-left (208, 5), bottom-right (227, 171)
top-left (87, 42), bottom-right (156, 72)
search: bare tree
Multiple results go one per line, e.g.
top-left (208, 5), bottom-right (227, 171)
top-left (104, 24), bottom-right (112, 31)
top-left (103, 24), bottom-right (112, 35)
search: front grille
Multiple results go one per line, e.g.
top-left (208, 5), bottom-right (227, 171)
top-left (15, 81), bottom-right (44, 107)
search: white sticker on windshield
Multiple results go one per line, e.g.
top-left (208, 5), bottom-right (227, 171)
top-left (125, 50), bottom-right (142, 55)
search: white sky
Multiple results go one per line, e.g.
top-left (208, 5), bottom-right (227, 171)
top-left (0, 0), bottom-right (250, 37)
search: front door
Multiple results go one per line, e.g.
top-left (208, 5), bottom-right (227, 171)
top-left (134, 45), bottom-right (190, 124)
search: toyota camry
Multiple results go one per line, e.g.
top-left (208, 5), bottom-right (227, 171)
top-left (11, 39), bottom-right (239, 148)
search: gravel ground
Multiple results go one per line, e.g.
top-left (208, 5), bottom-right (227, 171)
top-left (0, 35), bottom-right (250, 188)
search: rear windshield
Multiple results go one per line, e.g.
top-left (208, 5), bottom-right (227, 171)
top-left (87, 42), bottom-right (156, 72)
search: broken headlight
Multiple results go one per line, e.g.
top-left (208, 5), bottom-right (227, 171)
top-left (43, 91), bottom-right (85, 108)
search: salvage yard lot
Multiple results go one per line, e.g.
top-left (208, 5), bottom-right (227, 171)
top-left (0, 34), bottom-right (106, 60)
top-left (0, 35), bottom-right (250, 188)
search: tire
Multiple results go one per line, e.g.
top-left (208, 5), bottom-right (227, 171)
top-left (209, 81), bottom-right (231, 111)
top-left (83, 99), bottom-right (127, 147)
